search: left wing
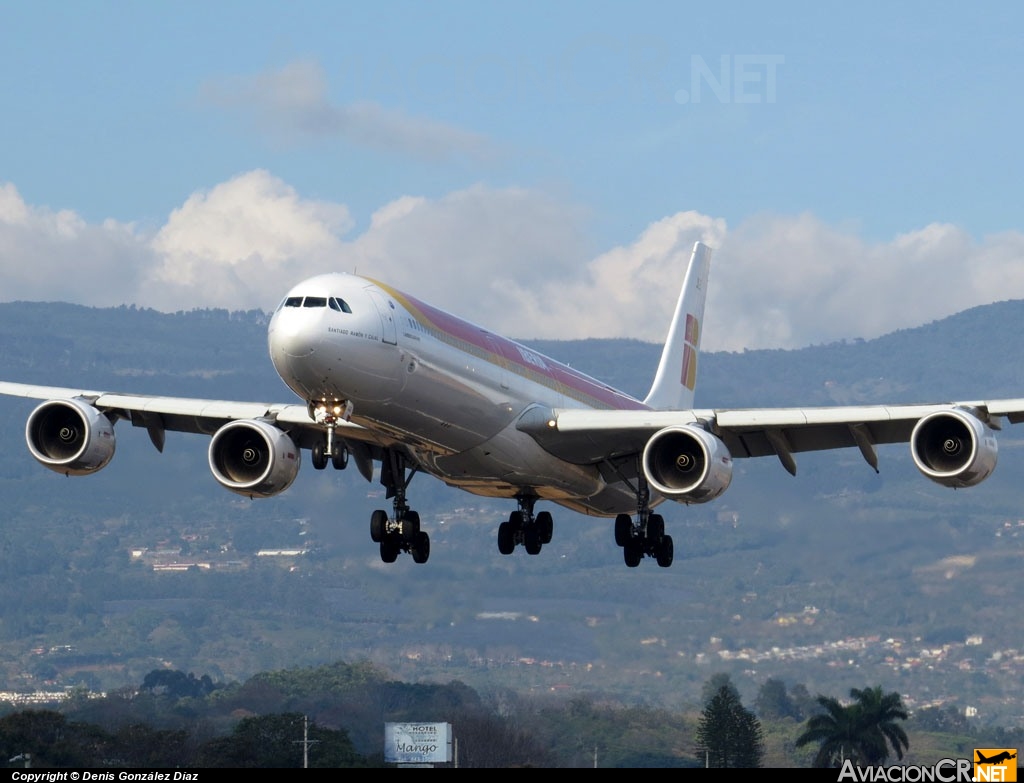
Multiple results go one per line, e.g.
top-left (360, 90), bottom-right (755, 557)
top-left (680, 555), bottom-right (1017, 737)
top-left (0, 381), bottom-right (394, 488)
top-left (518, 399), bottom-right (1024, 498)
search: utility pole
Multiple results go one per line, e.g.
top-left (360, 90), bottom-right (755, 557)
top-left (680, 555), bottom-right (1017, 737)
top-left (294, 715), bottom-right (319, 768)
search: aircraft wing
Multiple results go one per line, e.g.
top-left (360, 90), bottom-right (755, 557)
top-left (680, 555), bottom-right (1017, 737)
top-left (518, 400), bottom-right (1024, 475)
top-left (0, 381), bottom-right (396, 475)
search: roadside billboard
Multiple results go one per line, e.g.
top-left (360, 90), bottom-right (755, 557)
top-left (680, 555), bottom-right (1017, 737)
top-left (384, 722), bottom-right (453, 764)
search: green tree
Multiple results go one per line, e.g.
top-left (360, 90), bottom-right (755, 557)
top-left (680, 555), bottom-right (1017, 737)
top-left (0, 710), bottom-right (107, 767)
top-left (755, 678), bottom-right (801, 721)
top-left (794, 694), bottom-right (864, 767)
top-left (851, 686), bottom-right (909, 764)
top-left (700, 672), bottom-right (739, 706)
top-left (910, 704), bottom-right (970, 734)
top-left (695, 685), bottom-right (765, 768)
top-left (788, 683), bottom-right (818, 720)
top-left (194, 712), bottom-right (369, 768)
top-left (140, 669), bottom-right (219, 699)
top-left (795, 686), bottom-right (909, 767)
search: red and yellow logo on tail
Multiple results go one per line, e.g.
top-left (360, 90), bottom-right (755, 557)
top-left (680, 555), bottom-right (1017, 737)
top-left (680, 314), bottom-right (700, 391)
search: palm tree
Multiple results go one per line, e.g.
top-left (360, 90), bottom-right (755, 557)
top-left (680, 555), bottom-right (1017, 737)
top-left (795, 695), bottom-right (869, 767)
top-left (850, 685), bottom-right (909, 764)
top-left (795, 686), bottom-right (908, 768)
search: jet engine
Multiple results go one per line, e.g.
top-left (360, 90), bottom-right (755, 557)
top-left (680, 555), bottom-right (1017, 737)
top-left (642, 424), bottom-right (733, 503)
top-left (25, 398), bottom-right (116, 476)
top-left (208, 420), bottom-right (300, 498)
top-left (910, 408), bottom-right (997, 488)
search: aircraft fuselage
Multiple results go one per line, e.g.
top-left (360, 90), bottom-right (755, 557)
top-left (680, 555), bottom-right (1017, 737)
top-left (267, 272), bottom-right (648, 514)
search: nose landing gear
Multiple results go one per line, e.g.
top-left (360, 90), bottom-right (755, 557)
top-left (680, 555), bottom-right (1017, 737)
top-left (309, 401), bottom-right (351, 471)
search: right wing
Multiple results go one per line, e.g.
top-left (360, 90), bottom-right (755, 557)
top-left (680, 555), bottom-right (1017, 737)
top-left (518, 397), bottom-right (1024, 499)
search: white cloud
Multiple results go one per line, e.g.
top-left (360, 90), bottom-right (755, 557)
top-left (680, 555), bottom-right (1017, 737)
top-left (701, 215), bottom-right (1024, 351)
top-left (148, 170), bottom-right (353, 309)
top-left (200, 60), bottom-right (494, 162)
top-left (499, 211), bottom-right (727, 342)
top-left (3, 172), bottom-right (1024, 353)
top-left (0, 182), bottom-right (147, 305)
top-left (345, 184), bottom-right (592, 320)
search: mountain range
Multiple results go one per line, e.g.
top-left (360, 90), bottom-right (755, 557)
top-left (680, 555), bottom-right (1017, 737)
top-left (0, 298), bottom-right (1022, 727)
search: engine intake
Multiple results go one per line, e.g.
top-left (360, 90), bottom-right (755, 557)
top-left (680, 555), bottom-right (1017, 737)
top-left (208, 420), bottom-right (300, 498)
top-left (642, 424), bottom-right (733, 503)
top-left (26, 398), bottom-right (116, 476)
top-left (911, 408), bottom-right (997, 488)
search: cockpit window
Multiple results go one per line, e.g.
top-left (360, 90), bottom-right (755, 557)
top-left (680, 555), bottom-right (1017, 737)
top-left (279, 295), bottom-right (350, 312)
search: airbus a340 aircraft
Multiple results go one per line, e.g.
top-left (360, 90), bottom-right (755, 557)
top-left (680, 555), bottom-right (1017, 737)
top-left (2, 241), bottom-right (1022, 568)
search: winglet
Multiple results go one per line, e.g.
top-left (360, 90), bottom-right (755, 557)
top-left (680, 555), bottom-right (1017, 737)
top-left (642, 241), bottom-right (712, 410)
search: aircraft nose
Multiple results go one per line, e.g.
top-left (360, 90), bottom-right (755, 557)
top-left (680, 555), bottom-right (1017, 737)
top-left (269, 310), bottom-right (318, 358)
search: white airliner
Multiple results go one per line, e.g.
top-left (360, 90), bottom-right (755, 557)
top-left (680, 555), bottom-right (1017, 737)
top-left (1, 241), bottom-right (1021, 568)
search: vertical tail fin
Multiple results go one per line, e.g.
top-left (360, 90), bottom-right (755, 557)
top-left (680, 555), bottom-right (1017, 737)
top-left (643, 241), bottom-right (712, 410)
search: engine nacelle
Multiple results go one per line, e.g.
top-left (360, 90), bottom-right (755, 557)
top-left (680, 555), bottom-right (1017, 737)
top-left (208, 420), bottom-right (300, 498)
top-left (642, 424), bottom-right (733, 503)
top-left (911, 408), bottom-right (997, 488)
top-left (26, 398), bottom-right (116, 476)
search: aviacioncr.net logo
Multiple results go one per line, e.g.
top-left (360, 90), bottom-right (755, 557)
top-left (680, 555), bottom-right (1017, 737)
top-left (837, 758), bottom-right (972, 782)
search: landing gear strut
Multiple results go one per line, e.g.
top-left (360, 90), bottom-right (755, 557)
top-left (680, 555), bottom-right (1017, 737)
top-left (497, 493), bottom-right (554, 556)
top-left (310, 402), bottom-right (349, 471)
top-left (369, 449), bottom-right (430, 564)
top-left (612, 470), bottom-right (674, 568)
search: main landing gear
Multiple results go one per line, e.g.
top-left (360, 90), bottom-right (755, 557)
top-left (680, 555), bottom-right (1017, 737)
top-left (369, 450), bottom-right (430, 564)
top-left (497, 494), bottom-right (554, 556)
top-left (614, 477), bottom-right (674, 568)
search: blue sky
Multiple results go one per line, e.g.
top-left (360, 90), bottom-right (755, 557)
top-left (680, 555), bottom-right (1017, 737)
top-left (2, 1), bottom-right (1023, 350)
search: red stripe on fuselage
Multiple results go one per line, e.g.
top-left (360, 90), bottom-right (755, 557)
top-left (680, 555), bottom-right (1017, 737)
top-left (370, 279), bottom-right (648, 411)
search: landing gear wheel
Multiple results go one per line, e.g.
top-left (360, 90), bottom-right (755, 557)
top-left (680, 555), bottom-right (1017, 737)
top-left (646, 513), bottom-right (664, 542)
top-left (380, 535), bottom-right (399, 563)
top-left (497, 521), bottom-right (515, 555)
top-left (402, 510), bottom-right (421, 538)
top-left (656, 535), bottom-right (674, 568)
top-left (370, 510), bottom-right (387, 543)
top-left (536, 511), bottom-right (554, 545)
top-left (623, 541), bottom-right (642, 568)
top-left (614, 513), bottom-right (632, 547)
top-left (332, 446), bottom-right (349, 470)
top-left (311, 441), bottom-right (328, 470)
top-left (524, 527), bottom-right (542, 555)
top-left (411, 531), bottom-right (430, 564)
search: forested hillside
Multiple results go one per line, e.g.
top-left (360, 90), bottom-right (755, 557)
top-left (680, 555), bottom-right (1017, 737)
top-left (1, 301), bottom-right (1023, 729)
